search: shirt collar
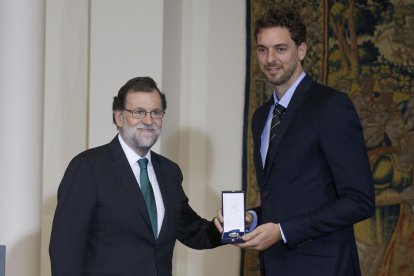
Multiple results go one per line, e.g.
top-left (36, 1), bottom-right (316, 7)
top-left (117, 134), bottom-right (152, 166)
top-left (273, 71), bottom-right (306, 108)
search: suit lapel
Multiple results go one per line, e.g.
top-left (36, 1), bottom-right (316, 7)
top-left (107, 137), bottom-right (153, 229)
top-left (264, 75), bottom-right (314, 177)
top-left (254, 99), bottom-right (273, 184)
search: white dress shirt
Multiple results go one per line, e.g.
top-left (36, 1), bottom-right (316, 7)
top-left (118, 134), bottom-right (165, 236)
top-left (260, 72), bottom-right (306, 166)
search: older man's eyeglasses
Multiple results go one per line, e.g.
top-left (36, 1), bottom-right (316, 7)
top-left (123, 108), bottom-right (165, 119)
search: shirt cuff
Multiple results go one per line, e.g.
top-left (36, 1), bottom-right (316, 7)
top-left (247, 210), bottom-right (258, 232)
top-left (279, 223), bottom-right (287, 243)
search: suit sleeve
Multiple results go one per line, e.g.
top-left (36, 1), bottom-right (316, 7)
top-left (49, 155), bottom-right (96, 276)
top-left (175, 169), bottom-right (222, 249)
top-left (281, 92), bottom-right (375, 249)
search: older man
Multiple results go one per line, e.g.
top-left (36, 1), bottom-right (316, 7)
top-left (50, 76), bottom-right (221, 276)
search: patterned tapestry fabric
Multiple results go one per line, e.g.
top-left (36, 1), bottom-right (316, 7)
top-left (243, 1), bottom-right (414, 275)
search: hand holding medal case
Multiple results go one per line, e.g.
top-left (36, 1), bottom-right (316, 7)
top-left (221, 191), bottom-right (245, 243)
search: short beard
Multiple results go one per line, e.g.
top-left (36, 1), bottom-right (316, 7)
top-left (267, 59), bottom-right (298, 86)
top-left (121, 123), bottom-right (161, 155)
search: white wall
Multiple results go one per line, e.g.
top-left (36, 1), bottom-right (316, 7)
top-left (89, 0), bottom-right (164, 149)
top-left (0, 1), bottom-right (45, 275)
top-left (4, 0), bottom-right (246, 275)
top-left (164, 1), bottom-right (246, 275)
top-left (41, 1), bottom-right (90, 275)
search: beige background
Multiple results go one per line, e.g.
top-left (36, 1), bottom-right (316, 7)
top-left (0, 0), bottom-right (246, 275)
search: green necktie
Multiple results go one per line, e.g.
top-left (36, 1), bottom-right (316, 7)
top-left (138, 158), bottom-right (158, 239)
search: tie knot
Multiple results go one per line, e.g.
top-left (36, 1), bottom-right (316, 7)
top-left (273, 104), bottom-right (286, 116)
top-left (138, 158), bottom-right (149, 169)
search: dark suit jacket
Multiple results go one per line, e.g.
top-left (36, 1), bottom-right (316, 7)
top-left (251, 75), bottom-right (375, 276)
top-left (49, 136), bottom-right (221, 276)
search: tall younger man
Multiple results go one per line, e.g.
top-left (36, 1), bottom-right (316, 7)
top-left (216, 6), bottom-right (375, 276)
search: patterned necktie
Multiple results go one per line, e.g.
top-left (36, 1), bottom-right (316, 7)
top-left (265, 104), bottom-right (286, 168)
top-left (138, 158), bottom-right (158, 239)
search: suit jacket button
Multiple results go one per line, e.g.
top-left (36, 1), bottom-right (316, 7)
top-left (262, 191), bottom-right (268, 197)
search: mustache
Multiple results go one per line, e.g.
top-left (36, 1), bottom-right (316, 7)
top-left (135, 124), bottom-right (158, 130)
top-left (265, 63), bottom-right (281, 68)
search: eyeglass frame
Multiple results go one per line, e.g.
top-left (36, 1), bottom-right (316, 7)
top-left (123, 108), bottom-right (165, 119)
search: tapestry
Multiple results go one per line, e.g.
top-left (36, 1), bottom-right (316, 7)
top-left (242, 1), bottom-right (414, 275)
